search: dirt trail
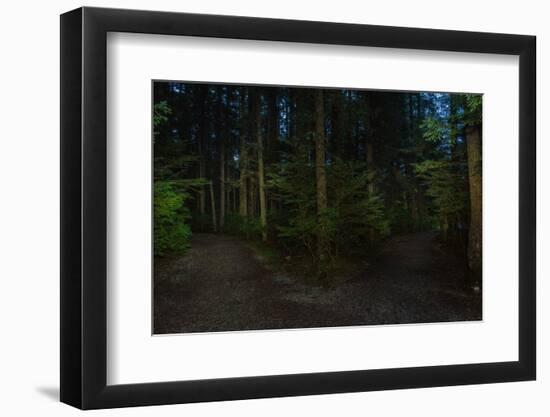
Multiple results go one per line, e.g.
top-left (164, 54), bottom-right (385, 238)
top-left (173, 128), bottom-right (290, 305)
top-left (154, 232), bottom-right (481, 334)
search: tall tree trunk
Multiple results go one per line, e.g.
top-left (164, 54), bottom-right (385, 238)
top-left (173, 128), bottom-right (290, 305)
top-left (295, 90), bottom-right (308, 143)
top-left (218, 88), bottom-right (226, 230)
top-left (219, 139), bottom-right (225, 229)
top-left (266, 89), bottom-right (279, 162)
top-left (232, 169), bottom-right (237, 213)
top-left (266, 90), bottom-right (279, 214)
top-left (239, 89), bottom-right (248, 218)
top-left (466, 125), bottom-right (482, 283)
top-left (449, 95), bottom-right (457, 160)
top-left (198, 156), bottom-right (206, 214)
top-left (289, 89), bottom-right (298, 141)
top-left (209, 181), bottom-right (217, 232)
top-left (252, 91), bottom-right (268, 241)
top-left (366, 142), bottom-right (375, 194)
top-left (314, 90), bottom-right (328, 265)
top-left (365, 95), bottom-right (376, 241)
top-left (446, 95), bottom-right (458, 240)
top-left (331, 90), bottom-right (344, 158)
top-left (366, 141), bottom-right (376, 242)
top-left (227, 174), bottom-right (232, 215)
top-left (441, 215), bottom-right (449, 241)
top-left (249, 176), bottom-right (257, 218)
top-left (197, 87), bottom-right (208, 215)
top-left (408, 94), bottom-right (420, 232)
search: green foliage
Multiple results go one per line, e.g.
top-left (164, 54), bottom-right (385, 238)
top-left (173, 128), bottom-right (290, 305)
top-left (154, 181), bottom-right (192, 257)
top-left (421, 117), bottom-right (448, 143)
top-left (268, 139), bottom-right (318, 260)
top-left (463, 94), bottom-right (482, 126)
top-left (220, 214), bottom-right (242, 235)
top-left (269, 149), bottom-right (389, 271)
top-left (329, 159), bottom-right (390, 241)
top-left (223, 214), bottom-right (264, 239)
top-left (415, 94), bottom-right (477, 240)
top-left (414, 160), bottom-right (467, 228)
top-left (154, 155), bottom-right (202, 180)
top-left (151, 85), bottom-right (481, 284)
top-left (153, 100), bottom-right (171, 128)
top-left (241, 217), bottom-right (265, 239)
top-left (387, 200), bottom-right (417, 233)
top-left (465, 94), bottom-right (482, 113)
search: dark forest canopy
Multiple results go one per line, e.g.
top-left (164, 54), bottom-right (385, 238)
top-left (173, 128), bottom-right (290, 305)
top-left (153, 82), bottom-right (482, 286)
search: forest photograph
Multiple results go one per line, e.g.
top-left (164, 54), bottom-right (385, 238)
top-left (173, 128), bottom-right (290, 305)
top-left (152, 81), bottom-right (482, 334)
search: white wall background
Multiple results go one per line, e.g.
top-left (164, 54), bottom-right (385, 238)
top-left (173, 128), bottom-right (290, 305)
top-left (0, 0), bottom-right (546, 415)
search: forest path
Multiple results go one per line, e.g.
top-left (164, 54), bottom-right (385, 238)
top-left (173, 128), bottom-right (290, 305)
top-left (154, 234), bottom-right (349, 333)
top-left (378, 231), bottom-right (437, 273)
top-left (355, 231), bottom-right (479, 324)
top-left (154, 232), bottom-right (481, 334)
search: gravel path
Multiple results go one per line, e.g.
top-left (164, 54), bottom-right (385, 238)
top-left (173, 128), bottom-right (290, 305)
top-left (153, 232), bottom-right (481, 334)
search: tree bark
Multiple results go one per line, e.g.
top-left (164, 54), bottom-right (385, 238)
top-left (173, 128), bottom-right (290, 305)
top-left (209, 181), bottom-right (217, 232)
top-left (248, 175), bottom-right (256, 218)
top-left (366, 141), bottom-right (376, 242)
top-left (239, 89), bottom-right (248, 218)
top-left (232, 168), bottom-right (237, 213)
top-left (331, 90), bottom-right (344, 158)
top-left (197, 87), bottom-right (208, 215)
top-left (366, 142), bottom-right (375, 193)
top-left (466, 125), bottom-right (482, 281)
top-left (314, 90), bottom-right (328, 263)
top-left (266, 89), bottom-right (279, 162)
top-left (365, 95), bottom-right (376, 241)
top-left (252, 91), bottom-right (268, 241)
top-left (218, 88), bottom-right (227, 229)
top-left (266, 90), bottom-right (279, 214)
top-left (219, 139), bottom-right (225, 229)
top-left (408, 94), bottom-right (420, 231)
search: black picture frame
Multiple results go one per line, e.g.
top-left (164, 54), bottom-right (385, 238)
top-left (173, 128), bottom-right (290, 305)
top-left (60, 6), bottom-right (536, 410)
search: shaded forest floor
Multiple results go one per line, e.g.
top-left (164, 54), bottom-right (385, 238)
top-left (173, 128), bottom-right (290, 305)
top-left (154, 232), bottom-right (482, 334)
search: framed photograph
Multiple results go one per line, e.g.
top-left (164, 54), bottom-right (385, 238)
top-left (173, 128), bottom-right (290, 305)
top-left (60, 6), bottom-right (536, 409)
